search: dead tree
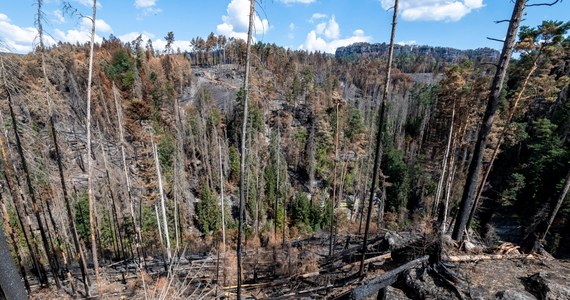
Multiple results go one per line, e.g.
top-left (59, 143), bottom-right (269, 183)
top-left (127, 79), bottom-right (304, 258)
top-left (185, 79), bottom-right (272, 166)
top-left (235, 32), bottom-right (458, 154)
top-left (152, 138), bottom-right (172, 263)
top-left (1, 56), bottom-right (61, 289)
top-left (36, 0), bottom-right (90, 294)
top-left (237, 0), bottom-right (255, 298)
top-left (69, 0), bottom-right (103, 294)
top-left (0, 118), bottom-right (44, 287)
top-left (542, 169), bottom-right (570, 241)
top-left (329, 99), bottom-right (341, 256)
top-left (452, 0), bottom-right (526, 241)
top-left (359, 0), bottom-right (399, 276)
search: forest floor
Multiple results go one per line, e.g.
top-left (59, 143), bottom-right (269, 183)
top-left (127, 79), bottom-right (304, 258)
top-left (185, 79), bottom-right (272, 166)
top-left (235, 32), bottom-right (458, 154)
top-left (26, 230), bottom-right (570, 299)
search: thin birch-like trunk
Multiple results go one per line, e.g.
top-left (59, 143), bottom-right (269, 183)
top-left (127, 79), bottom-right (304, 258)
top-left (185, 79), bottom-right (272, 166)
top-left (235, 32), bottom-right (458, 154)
top-left (219, 136), bottom-right (226, 248)
top-left (237, 1), bottom-right (255, 297)
top-left (153, 139), bottom-right (172, 262)
top-left (542, 170), bottom-right (570, 241)
top-left (83, 0), bottom-right (101, 294)
top-left (434, 101), bottom-right (456, 219)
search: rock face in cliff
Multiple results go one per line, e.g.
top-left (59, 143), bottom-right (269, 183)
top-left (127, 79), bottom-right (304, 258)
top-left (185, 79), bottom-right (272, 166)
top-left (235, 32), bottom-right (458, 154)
top-left (335, 42), bottom-right (499, 73)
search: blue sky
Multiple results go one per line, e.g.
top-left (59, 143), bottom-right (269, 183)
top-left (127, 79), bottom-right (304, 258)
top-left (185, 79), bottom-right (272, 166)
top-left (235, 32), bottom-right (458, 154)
top-left (1, 0), bottom-right (568, 54)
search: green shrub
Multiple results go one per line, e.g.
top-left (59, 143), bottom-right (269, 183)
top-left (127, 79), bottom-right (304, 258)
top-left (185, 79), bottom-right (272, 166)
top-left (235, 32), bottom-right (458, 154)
top-left (196, 186), bottom-right (220, 235)
top-left (105, 48), bottom-right (137, 90)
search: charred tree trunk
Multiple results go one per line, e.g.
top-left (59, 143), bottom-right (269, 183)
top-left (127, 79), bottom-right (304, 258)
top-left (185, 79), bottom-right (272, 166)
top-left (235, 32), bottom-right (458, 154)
top-left (37, 1), bottom-right (89, 292)
top-left (0, 124), bottom-right (46, 286)
top-left (452, 0), bottom-right (526, 241)
top-left (330, 101), bottom-right (341, 256)
top-left (1, 65), bottom-right (61, 289)
top-left (467, 54), bottom-right (539, 229)
top-left (359, 0), bottom-right (398, 276)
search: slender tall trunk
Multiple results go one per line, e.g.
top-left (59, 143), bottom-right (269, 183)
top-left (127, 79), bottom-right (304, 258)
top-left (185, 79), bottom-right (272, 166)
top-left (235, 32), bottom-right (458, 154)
top-left (152, 139), bottom-right (171, 262)
top-left (0, 123), bottom-right (45, 286)
top-left (442, 133), bottom-right (458, 233)
top-left (467, 56), bottom-right (539, 228)
top-left (452, 0), bottom-right (526, 241)
top-left (219, 136), bottom-right (226, 249)
top-left (434, 101), bottom-right (456, 218)
top-left (359, 0), bottom-right (398, 276)
top-left (542, 170), bottom-right (570, 241)
top-left (1, 57), bottom-right (61, 289)
top-left (100, 142), bottom-right (127, 282)
top-left (83, 0), bottom-right (101, 294)
top-left (173, 154), bottom-right (180, 254)
top-left (307, 115), bottom-right (316, 203)
top-left (237, 1), bottom-right (255, 298)
top-left (276, 124), bottom-right (281, 240)
top-left (36, 1), bottom-right (89, 293)
top-left (112, 84), bottom-right (145, 276)
top-left (329, 102), bottom-right (340, 256)
top-left (154, 204), bottom-right (167, 271)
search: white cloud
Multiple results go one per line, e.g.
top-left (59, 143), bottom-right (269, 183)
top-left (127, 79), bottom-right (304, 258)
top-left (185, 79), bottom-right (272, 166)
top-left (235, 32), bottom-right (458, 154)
top-left (135, 0), bottom-right (157, 8)
top-left (118, 31), bottom-right (155, 43)
top-left (288, 22), bottom-right (296, 39)
top-left (300, 15), bottom-right (371, 53)
top-left (152, 38), bottom-right (192, 53)
top-left (134, 0), bottom-right (162, 19)
top-left (55, 18), bottom-right (112, 44)
top-left (216, 0), bottom-right (270, 40)
top-left (309, 13), bottom-right (327, 23)
top-left (397, 40), bottom-right (417, 46)
top-left (91, 18), bottom-right (112, 33)
top-left (75, 0), bottom-right (102, 8)
top-left (381, 0), bottom-right (484, 22)
top-left (279, 0), bottom-right (316, 3)
top-left (324, 16), bottom-right (339, 39)
top-left (0, 13), bottom-right (55, 53)
top-left (53, 9), bottom-right (65, 23)
top-left (117, 32), bottom-right (194, 53)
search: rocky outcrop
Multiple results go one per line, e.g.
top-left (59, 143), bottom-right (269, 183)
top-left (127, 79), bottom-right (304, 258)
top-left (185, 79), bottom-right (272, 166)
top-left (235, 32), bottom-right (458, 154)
top-left (336, 42), bottom-right (499, 62)
top-left (524, 272), bottom-right (570, 300)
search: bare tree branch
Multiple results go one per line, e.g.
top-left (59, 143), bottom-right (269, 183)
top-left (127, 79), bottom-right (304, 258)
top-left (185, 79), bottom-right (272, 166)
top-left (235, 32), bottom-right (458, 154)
top-left (526, 0), bottom-right (561, 7)
top-left (487, 37), bottom-right (506, 43)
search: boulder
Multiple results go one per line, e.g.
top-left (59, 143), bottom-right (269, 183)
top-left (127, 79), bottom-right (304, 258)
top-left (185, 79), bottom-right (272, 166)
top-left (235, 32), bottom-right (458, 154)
top-left (495, 290), bottom-right (537, 300)
top-left (524, 272), bottom-right (570, 300)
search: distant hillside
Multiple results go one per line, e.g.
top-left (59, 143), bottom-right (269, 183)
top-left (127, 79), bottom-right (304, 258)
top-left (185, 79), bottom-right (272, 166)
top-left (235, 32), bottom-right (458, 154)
top-left (335, 42), bottom-right (500, 73)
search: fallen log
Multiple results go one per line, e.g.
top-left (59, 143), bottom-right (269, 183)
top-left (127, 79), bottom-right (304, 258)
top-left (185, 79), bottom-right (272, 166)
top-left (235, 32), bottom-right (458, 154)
top-left (270, 285), bottom-right (333, 299)
top-left (221, 278), bottom-right (291, 290)
top-left (341, 253), bottom-right (391, 271)
top-left (336, 255), bottom-right (429, 300)
top-left (445, 254), bottom-right (535, 263)
top-left (298, 271), bottom-right (320, 278)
